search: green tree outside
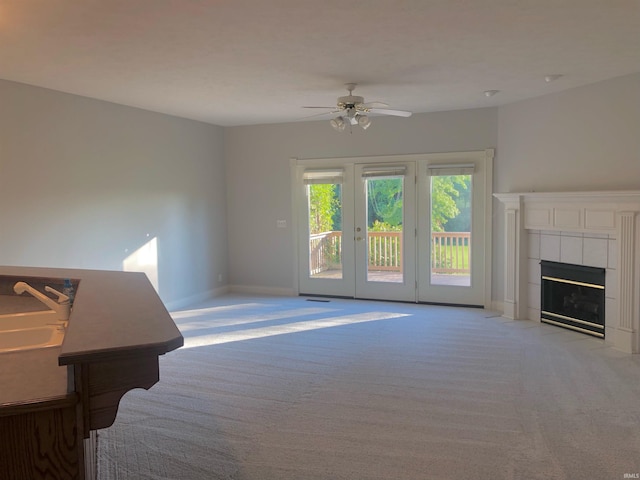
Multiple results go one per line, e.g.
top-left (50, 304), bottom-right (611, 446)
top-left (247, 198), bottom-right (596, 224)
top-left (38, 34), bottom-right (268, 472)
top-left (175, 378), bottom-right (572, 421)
top-left (430, 175), bottom-right (470, 232)
top-left (367, 178), bottom-right (403, 228)
top-left (440, 175), bottom-right (471, 232)
top-left (308, 184), bottom-right (340, 234)
top-left (307, 175), bottom-right (471, 235)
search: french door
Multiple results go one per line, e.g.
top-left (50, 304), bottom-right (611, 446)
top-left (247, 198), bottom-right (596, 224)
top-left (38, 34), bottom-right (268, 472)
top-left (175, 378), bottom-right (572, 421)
top-left (296, 165), bottom-right (355, 298)
top-left (353, 163), bottom-right (416, 301)
top-left (416, 158), bottom-right (490, 306)
top-left (295, 151), bottom-right (492, 307)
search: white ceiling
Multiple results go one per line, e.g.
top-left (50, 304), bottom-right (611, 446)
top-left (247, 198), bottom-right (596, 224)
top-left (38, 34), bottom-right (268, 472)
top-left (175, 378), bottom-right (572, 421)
top-left (1, 0), bottom-right (639, 127)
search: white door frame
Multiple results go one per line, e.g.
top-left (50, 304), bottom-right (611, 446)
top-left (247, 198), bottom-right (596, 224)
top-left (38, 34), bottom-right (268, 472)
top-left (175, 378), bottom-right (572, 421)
top-left (291, 150), bottom-right (493, 308)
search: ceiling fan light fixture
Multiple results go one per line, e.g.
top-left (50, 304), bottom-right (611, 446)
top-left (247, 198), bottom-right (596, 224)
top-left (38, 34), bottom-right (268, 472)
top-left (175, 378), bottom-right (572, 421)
top-left (330, 116), bottom-right (346, 132)
top-left (358, 115), bottom-right (371, 130)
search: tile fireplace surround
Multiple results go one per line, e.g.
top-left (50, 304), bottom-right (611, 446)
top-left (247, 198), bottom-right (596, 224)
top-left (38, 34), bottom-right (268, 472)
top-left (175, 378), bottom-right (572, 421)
top-left (495, 191), bottom-right (640, 353)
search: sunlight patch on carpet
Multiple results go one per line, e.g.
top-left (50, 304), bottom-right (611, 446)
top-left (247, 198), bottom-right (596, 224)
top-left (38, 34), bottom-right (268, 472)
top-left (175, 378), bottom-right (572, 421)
top-left (175, 307), bottom-right (337, 332)
top-left (171, 302), bottom-right (270, 320)
top-left (181, 311), bottom-right (410, 348)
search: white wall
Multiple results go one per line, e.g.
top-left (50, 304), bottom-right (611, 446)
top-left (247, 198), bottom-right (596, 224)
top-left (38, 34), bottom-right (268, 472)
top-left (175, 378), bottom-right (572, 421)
top-left (496, 73), bottom-right (640, 192)
top-left (493, 72), bottom-right (640, 303)
top-left (224, 108), bottom-right (498, 293)
top-left (0, 80), bottom-right (228, 308)
top-left (5, 71), bottom-right (636, 309)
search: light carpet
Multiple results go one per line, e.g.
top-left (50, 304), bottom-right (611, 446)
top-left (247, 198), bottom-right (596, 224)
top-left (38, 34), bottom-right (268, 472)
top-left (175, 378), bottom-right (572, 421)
top-left (97, 295), bottom-right (640, 479)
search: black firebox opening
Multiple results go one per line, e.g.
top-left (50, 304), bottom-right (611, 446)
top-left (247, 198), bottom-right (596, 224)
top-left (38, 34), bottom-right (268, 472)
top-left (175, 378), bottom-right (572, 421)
top-left (540, 261), bottom-right (605, 338)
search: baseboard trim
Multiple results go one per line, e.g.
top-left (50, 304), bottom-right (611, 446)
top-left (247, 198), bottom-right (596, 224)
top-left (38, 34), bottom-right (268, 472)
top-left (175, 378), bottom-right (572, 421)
top-left (229, 284), bottom-right (296, 297)
top-left (490, 300), bottom-right (504, 316)
top-left (164, 286), bottom-right (229, 311)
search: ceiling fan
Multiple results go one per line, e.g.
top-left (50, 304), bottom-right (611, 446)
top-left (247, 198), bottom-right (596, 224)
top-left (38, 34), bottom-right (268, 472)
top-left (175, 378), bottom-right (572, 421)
top-left (303, 83), bottom-right (412, 132)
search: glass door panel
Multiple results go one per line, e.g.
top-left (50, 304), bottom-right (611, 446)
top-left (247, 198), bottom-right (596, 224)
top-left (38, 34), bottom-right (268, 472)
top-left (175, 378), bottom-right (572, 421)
top-left (366, 175), bottom-right (404, 283)
top-left (308, 182), bottom-right (343, 279)
top-left (430, 174), bottom-right (471, 287)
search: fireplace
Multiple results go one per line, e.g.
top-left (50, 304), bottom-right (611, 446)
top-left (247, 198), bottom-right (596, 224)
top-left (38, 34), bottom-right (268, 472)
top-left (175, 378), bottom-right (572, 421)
top-left (540, 261), bottom-right (605, 338)
top-left (494, 190), bottom-right (640, 353)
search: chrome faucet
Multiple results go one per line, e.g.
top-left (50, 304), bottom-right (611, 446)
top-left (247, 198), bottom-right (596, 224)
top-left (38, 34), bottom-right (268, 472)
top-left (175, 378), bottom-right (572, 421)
top-left (14, 281), bottom-right (71, 321)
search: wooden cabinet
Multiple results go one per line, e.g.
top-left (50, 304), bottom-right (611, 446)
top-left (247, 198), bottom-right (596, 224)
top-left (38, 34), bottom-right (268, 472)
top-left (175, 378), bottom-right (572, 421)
top-left (0, 395), bottom-right (84, 480)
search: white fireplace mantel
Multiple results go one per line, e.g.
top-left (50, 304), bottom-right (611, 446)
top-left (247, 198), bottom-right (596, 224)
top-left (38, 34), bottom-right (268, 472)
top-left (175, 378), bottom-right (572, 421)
top-left (494, 190), bottom-right (640, 353)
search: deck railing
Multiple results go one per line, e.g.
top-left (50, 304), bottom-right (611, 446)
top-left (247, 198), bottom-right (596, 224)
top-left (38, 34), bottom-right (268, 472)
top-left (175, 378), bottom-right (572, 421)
top-left (368, 231), bottom-right (402, 271)
top-left (431, 232), bottom-right (470, 274)
top-left (309, 231), bottom-right (470, 275)
top-left (309, 231), bottom-right (342, 275)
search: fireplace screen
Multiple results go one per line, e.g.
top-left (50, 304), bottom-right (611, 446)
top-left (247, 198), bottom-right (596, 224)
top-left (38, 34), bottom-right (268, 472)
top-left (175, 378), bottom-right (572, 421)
top-left (540, 261), bottom-right (605, 338)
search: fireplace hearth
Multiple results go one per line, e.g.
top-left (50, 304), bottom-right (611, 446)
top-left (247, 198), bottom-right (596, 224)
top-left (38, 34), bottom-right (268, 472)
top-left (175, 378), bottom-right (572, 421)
top-left (541, 261), bottom-right (606, 338)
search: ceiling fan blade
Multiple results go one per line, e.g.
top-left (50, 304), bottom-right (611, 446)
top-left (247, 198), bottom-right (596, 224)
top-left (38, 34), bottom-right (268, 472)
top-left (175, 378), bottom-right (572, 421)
top-left (362, 101), bottom-right (389, 108)
top-left (302, 106), bottom-right (338, 109)
top-left (301, 109), bottom-right (341, 119)
top-left (368, 108), bottom-right (412, 117)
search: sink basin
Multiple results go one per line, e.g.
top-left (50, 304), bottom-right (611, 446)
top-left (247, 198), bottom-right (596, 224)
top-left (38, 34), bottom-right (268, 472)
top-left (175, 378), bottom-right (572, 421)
top-left (0, 310), bottom-right (65, 353)
top-left (0, 310), bottom-right (57, 327)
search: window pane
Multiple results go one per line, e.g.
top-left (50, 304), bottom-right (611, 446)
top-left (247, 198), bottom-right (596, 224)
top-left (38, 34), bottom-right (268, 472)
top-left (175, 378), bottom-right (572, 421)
top-left (308, 183), bottom-right (343, 279)
top-left (430, 174), bottom-right (471, 286)
top-left (366, 176), bottom-right (404, 283)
